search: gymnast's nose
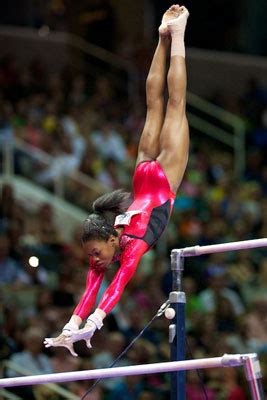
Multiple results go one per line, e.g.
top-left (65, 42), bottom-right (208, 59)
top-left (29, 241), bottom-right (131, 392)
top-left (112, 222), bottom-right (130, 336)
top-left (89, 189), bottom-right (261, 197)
top-left (94, 256), bottom-right (103, 266)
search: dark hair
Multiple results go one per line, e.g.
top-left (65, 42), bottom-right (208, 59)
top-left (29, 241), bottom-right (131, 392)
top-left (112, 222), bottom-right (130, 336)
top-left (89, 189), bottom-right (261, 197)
top-left (82, 189), bottom-right (131, 242)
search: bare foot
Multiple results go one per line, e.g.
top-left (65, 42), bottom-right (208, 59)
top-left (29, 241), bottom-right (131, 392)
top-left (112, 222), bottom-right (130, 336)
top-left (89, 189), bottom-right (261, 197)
top-left (159, 4), bottom-right (183, 37)
top-left (167, 6), bottom-right (189, 30)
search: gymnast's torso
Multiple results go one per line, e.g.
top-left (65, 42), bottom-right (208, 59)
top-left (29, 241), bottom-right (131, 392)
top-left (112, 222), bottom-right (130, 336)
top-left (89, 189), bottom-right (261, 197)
top-left (115, 160), bottom-right (176, 249)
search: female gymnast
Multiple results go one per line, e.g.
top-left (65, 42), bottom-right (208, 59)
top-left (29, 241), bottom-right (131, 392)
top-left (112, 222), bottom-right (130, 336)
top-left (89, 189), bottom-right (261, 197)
top-left (44, 4), bottom-right (190, 356)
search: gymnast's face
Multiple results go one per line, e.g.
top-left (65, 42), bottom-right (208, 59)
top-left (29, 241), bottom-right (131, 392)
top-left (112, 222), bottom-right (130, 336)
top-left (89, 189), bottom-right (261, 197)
top-left (83, 235), bottom-right (118, 268)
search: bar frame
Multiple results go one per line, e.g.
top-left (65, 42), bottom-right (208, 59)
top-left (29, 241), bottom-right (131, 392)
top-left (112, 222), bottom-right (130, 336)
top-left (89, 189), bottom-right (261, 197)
top-left (0, 353), bottom-right (258, 388)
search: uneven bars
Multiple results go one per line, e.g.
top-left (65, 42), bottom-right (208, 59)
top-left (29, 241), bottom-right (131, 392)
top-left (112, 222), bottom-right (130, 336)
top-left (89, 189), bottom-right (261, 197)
top-left (0, 354), bottom-right (252, 388)
top-left (173, 238), bottom-right (267, 257)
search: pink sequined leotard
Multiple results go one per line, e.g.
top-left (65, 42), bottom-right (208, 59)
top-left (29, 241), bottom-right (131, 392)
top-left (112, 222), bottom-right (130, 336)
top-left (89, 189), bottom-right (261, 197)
top-left (74, 161), bottom-right (176, 319)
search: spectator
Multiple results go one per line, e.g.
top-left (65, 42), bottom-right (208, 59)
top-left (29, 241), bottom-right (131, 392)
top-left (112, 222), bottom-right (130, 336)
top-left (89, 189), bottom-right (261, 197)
top-left (107, 375), bottom-right (144, 400)
top-left (198, 258), bottom-right (245, 316)
top-left (91, 119), bottom-right (127, 162)
top-left (91, 332), bottom-right (129, 392)
top-left (5, 327), bottom-right (54, 400)
top-left (208, 367), bottom-right (247, 399)
top-left (186, 369), bottom-right (216, 399)
top-left (243, 299), bottom-right (267, 353)
top-left (0, 234), bottom-right (22, 284)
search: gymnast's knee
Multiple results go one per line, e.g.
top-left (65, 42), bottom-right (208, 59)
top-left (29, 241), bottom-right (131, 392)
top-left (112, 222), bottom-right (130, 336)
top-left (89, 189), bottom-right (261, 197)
top-left (167, 96), bottom-right (186, 112)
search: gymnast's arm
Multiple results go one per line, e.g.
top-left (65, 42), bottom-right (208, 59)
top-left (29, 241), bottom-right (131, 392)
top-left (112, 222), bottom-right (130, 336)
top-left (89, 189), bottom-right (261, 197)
top-left (44, 240), bottom-right (149, 352)
top-left (97, 238), bottom-right (149, 314)
top-left (73, 265), bottom-right (105, 321)
top-left (44, 264), bottom-right (105, 355)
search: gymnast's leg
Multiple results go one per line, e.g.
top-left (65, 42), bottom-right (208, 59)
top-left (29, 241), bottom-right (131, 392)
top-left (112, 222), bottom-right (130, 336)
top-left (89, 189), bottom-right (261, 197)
top-left (136, 5), bottom-right (180, 165)
top-left (157, 6), bottom-right (190, 193)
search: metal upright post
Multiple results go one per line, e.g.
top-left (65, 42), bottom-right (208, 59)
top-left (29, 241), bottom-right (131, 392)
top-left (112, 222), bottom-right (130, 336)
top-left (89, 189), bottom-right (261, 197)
top-left (169, 250), bottom-right (186, 400)
top-left (243, 354), bottom-right (265, 400)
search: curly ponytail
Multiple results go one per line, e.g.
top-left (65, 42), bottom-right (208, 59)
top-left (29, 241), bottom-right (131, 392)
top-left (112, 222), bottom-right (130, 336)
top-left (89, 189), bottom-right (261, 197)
top-left (82, 189), bottom-right (131, 243)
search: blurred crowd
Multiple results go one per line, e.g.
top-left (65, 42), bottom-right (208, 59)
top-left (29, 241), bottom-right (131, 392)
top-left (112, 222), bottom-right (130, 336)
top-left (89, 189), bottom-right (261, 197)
top-left (1, 44), bottom-right (267, 400)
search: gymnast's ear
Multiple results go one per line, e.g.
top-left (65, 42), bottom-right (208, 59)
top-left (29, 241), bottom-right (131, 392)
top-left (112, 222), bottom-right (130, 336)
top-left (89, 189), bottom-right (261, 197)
top-left (108, 235), bottom-right (117, 243)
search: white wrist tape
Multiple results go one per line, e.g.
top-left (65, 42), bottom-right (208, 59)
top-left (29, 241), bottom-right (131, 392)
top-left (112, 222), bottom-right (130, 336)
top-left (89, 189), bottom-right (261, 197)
top-left (87, 312), bottom-right (103, 330)
top-left (63, 320), bottom-right (79, 332)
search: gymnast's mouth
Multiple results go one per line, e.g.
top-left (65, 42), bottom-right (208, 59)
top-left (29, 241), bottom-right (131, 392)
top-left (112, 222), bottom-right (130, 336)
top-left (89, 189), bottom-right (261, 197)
top-left (97, 260), bottom-right (110, 268)
top-left (96, 261), bottom-right (104, 267)
top-left (94, 262), bottom-right (108, 272)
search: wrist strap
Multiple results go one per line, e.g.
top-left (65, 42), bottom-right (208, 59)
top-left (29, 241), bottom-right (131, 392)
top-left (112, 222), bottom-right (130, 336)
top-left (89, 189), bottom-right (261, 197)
top-left (87, 312), bottom-right (103, 330)
top-left (63, 321), bottom-right (78, 332)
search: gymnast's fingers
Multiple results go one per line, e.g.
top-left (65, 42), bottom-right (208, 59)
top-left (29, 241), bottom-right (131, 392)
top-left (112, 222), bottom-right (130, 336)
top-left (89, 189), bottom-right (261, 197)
top-left (65, 344), bottom-right (78, 357)
top-left (85, 339), bottom-right (92, 349)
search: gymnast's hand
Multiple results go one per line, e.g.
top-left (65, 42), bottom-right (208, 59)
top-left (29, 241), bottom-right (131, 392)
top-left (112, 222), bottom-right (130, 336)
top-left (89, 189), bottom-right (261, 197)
top-left (44, 315), bottom-right (82, 357)
top-left (65, 322), bottom-right (96, 349)
top-left (65, 310), bottom-right (105, 349)
top-left (44, 331), bottom-right (79, 357)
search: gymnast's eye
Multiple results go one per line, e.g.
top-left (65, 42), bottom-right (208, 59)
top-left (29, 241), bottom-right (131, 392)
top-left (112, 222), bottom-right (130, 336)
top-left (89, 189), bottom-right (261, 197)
top-left (90, 250), bottom-right (100, 257)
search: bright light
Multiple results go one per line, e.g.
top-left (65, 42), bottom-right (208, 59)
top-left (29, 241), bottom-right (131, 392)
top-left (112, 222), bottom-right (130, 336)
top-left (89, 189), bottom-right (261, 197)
top-left (29, 256), bottom-right (39, 268)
